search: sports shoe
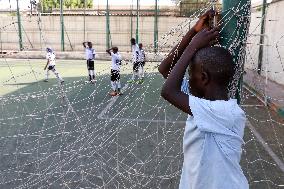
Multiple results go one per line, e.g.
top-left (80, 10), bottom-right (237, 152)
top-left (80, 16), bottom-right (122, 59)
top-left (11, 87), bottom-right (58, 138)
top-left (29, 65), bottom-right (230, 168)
top-left (117, 92), bottom-right (123, 96)
top-left (127, 80), bottom-right (135, 83)
top-left (44, 79), bottom-right (48, 82)
top-left (109, 91), bottom-right (117, 96)
top-left (60, 80), bottom-right (64, 84)
top-left (137, 79), bottom-right (144, 84)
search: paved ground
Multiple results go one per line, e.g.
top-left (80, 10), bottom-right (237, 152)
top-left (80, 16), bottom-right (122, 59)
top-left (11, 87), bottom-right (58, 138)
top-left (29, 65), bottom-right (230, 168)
top-left (0, 59), bottom-right (283, 188)
top-left (244, 69), bottom-right (284, 117)
top-left (241, 89), bottom-right (284, 189)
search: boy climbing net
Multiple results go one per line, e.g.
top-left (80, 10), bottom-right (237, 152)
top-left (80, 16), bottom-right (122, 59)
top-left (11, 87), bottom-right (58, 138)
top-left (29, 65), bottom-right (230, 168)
top-left (159, 10), bottom-right (249, 189)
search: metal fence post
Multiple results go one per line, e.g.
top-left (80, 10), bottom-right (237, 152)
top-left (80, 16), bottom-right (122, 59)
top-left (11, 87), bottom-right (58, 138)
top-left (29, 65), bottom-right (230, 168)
top-left (60, 0), bottom-right (65, 51)
top-left (220, 0), bottom-right (251, 103)
top-left (16, 0), bottom-right (23, 51)
top-left (154, 0), bottom-right (158, 53)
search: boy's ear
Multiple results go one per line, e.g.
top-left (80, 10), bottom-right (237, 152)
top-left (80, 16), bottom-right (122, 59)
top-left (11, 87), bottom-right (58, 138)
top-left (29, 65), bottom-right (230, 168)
top-left (201, 71), bottom-right (210, 86)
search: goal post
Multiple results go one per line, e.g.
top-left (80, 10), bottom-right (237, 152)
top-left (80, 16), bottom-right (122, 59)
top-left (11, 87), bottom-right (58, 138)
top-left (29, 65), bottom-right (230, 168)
top-left (220, 0), bottom-right (251, 103)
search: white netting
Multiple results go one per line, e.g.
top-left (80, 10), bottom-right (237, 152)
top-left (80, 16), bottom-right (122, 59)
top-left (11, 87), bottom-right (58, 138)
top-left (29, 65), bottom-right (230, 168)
top-left (0, 0), bottom-right (284, 188)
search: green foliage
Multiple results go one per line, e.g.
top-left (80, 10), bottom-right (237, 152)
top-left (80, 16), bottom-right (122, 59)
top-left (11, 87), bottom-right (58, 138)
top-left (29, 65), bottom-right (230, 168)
top-left (179, 0), bottom-right (210, 16)
top-left (256, 6), bottom-right (262, 12)
top-left (86, 0), bottom-right (93, 8)
top-left (9, 12), bottom-right (17, 17)
top-left (40, 0), bottom-right (93, 12)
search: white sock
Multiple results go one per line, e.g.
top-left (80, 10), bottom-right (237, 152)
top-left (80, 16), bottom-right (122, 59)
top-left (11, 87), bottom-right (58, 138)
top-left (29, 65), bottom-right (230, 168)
top-left (111, 81), bottom-right (116, 91)
top-left (138, 66), bottom-right (142, 79)
top-left (141, 66), bottom-right (144, 77)
top-left (53, 69), bottom-right (63, 81)
top-left (88, 70), bottom-right (92, 81)
top-left (117, 80), bottom-right (121, 89)
top-left (90, 70), bottom-right (95, 80)
top-left (46, 70), bottom-right (49, 80)
top-left (131, 73), bottom-right (135, 80)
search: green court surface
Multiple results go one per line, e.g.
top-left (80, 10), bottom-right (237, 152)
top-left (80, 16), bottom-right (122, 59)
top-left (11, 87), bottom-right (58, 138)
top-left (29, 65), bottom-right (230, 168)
top-left (0, 59), bottom-right (283, 188)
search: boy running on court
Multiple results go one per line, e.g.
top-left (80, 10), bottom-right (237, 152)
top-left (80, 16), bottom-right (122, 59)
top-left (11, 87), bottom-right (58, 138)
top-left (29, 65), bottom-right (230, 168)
top-left (44, 47), bottom-right (64, 84)
top-left (106, 47), bottom-right (123, 96)
top-left (138, 43), bottom-right (146, 80)
top-left (83, 41), bottom-right (96, 83)
top-left (127, 38), bottom-right (142, 84)
top-left (159, 10), bottom-right (249, 189)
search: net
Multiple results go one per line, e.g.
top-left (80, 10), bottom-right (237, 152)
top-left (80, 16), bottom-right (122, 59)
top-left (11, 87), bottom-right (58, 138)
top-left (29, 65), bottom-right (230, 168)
top-left (0, 0), bottom-right (284, 188)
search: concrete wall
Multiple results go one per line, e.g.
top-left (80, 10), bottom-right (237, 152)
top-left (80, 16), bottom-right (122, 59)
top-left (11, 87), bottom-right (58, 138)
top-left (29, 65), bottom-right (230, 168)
top-left (246, 0), bottom-right (284, 85)
top-left (0, 14), bottom-right (187, 52)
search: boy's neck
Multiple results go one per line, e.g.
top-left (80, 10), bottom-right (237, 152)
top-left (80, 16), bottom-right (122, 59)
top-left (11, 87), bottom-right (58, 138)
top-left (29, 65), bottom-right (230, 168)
top-left (204, 85), bottom-right (229, 101)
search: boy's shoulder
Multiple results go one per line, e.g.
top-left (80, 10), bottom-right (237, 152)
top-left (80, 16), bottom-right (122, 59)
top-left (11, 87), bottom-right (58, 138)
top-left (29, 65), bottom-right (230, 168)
top-left (46, 52), bottom-right (53, 56)
top-left (188, 95), bottom-right (246, 135)
top-left (189, 95), bottom-right (245, 119)
top-left (111, 52), bottom-right (120, 56)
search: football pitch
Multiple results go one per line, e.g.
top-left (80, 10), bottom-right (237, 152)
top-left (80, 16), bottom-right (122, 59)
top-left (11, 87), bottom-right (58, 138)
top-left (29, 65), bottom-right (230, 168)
top-left (0, 59), bottom-right (283, 188)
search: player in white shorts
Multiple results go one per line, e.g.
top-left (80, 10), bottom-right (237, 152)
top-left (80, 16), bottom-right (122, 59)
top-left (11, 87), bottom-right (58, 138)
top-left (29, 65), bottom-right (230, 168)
top-left (44, 48), bottom-right (64, 84)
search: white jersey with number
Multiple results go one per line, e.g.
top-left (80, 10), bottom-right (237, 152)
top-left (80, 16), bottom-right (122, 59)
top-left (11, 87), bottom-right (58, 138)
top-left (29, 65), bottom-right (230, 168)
top-left (85, 48), bottom-right (96, 60)
top-left (111, 52), bottom-right (122, 71)
top-left (132, 44), bottom-right (139, 63)
top-left (138, 49), bottom-right (145, 62)
top-left (46, 52), bottom-right (56, 66)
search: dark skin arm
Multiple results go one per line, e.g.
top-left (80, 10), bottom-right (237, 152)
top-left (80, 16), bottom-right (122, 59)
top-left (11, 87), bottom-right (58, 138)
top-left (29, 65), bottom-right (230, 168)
top-left (44, 60), bottom-right (49, 70)
top-left (82, 42), bottom-right (87, 48)
top-left (158, 9), bottom-right (215, 79)
top-left (106, 48), bottom-right (112, 55)
top-left (161, 28), bottom-right (219, 115)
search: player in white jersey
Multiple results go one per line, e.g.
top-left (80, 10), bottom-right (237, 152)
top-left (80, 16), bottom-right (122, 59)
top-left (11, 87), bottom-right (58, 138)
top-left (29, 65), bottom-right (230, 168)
top-left (83, 41), bottom-right (96, 83)
top-left (127, 38), bottom-right (143, 84)
top-left (106, 47), bottom-right (123, 96)
top-left (44, 48), bottom-right (64, 84)
top-left (138, 43), bottom-right (146, 80)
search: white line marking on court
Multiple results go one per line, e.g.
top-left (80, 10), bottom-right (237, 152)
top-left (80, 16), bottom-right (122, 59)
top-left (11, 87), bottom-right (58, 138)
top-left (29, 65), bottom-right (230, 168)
top-left (97, 83), bottom-right (129, 119)
top-left (97, 83), bottom-right (186, 124)
top-left (246, 121), bottom-right (284, 173)
top-left (98, 82), bottom-right (284, 172)
top-left (241, 104), bottom-right (264, 107)
top-left (99, 117), bottom-right (185, 124)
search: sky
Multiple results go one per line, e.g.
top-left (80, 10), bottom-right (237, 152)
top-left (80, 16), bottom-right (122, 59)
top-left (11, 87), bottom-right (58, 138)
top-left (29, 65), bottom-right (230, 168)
top-left (0, 0), bottom-right (175, 10)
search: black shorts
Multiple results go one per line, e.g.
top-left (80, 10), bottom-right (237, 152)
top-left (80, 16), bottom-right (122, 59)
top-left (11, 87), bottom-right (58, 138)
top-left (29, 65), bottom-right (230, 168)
top-left (111, 69), bottom-right (120, 81)
top-left (87, 60), bottom-right (94, 70)
top-left (133, 62), bottom-right (140, 72)
top-left (48, 65), bottom-right (55, 70)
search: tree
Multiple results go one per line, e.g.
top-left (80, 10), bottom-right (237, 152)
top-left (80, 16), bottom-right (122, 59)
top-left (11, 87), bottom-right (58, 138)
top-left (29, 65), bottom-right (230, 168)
top-left (179, 0), bottom-right (210, 16)
top-left (86, 0), bottom-right (93, 8)
top-left (64, 0), bottom-right (72, 8)
top-left (40, 0), bottom-right (93, 12)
